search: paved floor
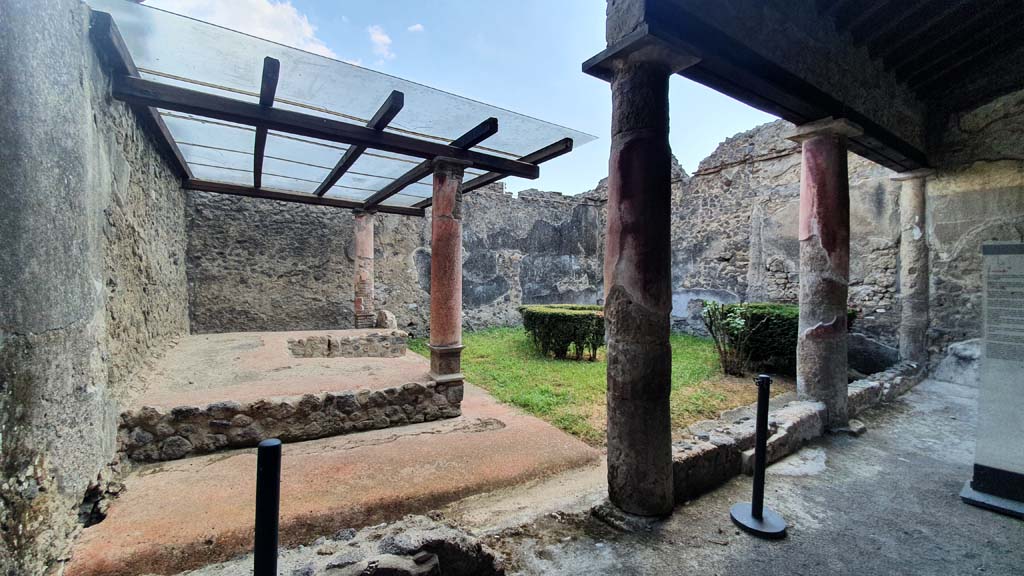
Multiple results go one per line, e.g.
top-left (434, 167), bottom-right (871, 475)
top-left (495, 379), bottom-right (1024, 575)
top-left (131, 331), bottom-right (432, 408)
top-left (68, 381), bottom-right (598, 576)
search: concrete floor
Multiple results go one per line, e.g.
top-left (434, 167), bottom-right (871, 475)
top-left (493, 379), bottom-right (1024, 575)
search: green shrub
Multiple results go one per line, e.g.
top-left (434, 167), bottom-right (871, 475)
top-left (703, 302), bottom-right (857, 375)
top-left (519, 304), bottom-right (604, 360)
top-left (701, 301), bottom-right (763, 376)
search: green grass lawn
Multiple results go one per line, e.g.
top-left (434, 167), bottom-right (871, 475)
top-left (409, 327), bottom-right (789, 445)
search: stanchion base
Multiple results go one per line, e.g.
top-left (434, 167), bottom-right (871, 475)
top-left (730, 502), bottom-right (787, 539)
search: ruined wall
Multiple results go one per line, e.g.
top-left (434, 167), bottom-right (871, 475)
top-left (926, 89), bottom-right (1024, 363)
top-left (669, 120), bottom-right (901, 371)
top-left (186, 186), bottom-right (604, 336)
top-left (0, 1), bottom-right (188, 572)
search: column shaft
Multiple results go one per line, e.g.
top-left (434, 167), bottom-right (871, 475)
top-left (897, 174), bottom-right (930, 363)
top-left (795, 126), bottom-right (854, 427)
top-left (353, 211), bottom-right (375, 328)
top-left (428, 159), bottom-right (467, 382)
top-left (604, 61), bottom-right (674, 516)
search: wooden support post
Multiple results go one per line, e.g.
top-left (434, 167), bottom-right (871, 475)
top-left (254, 57), bottom-right (280, 189)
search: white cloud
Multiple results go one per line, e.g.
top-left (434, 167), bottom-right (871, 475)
top-left (144, 0), bottom-right (336, 58)
top-left (367, 24), bottom-right (395, 60)
top-left (407, 23), bottom-right (424, 33)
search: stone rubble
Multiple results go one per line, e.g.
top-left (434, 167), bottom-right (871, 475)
top-left (287, 331), bottom-right (408, 358)
top-left (118, 380), bottom-right (464, 462)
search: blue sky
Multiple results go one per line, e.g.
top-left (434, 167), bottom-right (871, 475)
top-left (146, 0), bottom-right (777, 194)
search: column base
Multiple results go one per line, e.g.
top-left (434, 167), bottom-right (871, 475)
top-left (429, 344), bottom-right (464, 383)
top-left (354, 313), bottom-right (376, 329)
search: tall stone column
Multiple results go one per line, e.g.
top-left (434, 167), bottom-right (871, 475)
top-left (604, 61), bottom-right (675, 516)
top-left (428, 158), bottom-right (469, 385)
top-left (893, 169), bottom-right (933, 363)
top-left (352, 210), bottom-right (376, 328)
top-left (788, 118), bottom-right (862, 428)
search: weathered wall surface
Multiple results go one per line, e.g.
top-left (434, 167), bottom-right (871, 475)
top-left (187, 187), bottom-right (604, 336)
top-left (0, 1), bottom-right (188, 572)
top-left (926, 89), bottom-right (1024, 364)
top-left (669, 120), bottom-right (901, 370)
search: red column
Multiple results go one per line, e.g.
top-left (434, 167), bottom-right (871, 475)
top-left (352, 210), bottom-right (375, 328)
top-left (428, 158), bottom-right (469, 383)
top-left (605, 61), bottom-right (675, 516)
top-left (789, 118), bottom-right (862, 427)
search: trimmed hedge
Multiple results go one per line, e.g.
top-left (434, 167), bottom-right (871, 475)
top-left (710, 302), bottom-right (856, 375)
top-left (519, 304), bottom-right (604, 360)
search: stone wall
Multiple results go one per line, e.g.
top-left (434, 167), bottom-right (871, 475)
top-left (669, 120), bottom-right (901, 371)
top-left (925, 88), bottom-right (1024, 366)
top-left (287, 330), bottom-right (408, 358)
top-left (119, 380), bottom-right (462, 463)
top-left (0, 1), bottom-right (189, 572)
top-left (186, 185), bottom-right (604, 336)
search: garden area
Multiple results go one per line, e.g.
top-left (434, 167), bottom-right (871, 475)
top-left (410, 302), bottom-right (800, 445)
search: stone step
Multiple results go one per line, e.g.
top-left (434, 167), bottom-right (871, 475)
top-left (118, 330), bottom-right (459, 463)
top-left (67, 384), bottom-right (599, 576)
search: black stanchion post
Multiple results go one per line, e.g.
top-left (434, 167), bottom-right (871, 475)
top-left (730, 375), bottom-right (787, 539)
top-left (254, 438), bottom-right (282, 576)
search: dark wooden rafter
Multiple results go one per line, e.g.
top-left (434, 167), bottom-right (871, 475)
top-left (886, 1), bottom-right (1006, 76)
top-left (361, 117), bottom-right (498, 210)
top-left (911, 22), bottom-right (1024, 95)
top-left (851, 0), bottom-right (928, 45)
top-left (903, 9), bottom-right (1024, 88)
top-left (111, 76), bottom-right (539, 178)
top-left (89, 11), bottom-right (192, 180)
top-left (253, 57), bottom-right (280, 189)
top-left (185, 179), bottom-right (424, 217)
top-left (413, 138), bottom-right (574, 209)
top-left (868, 1), bottom-right (962, 61)
top-left (833, 0), bottom-right (887, 35)
top-left (880, 2), bottom-right (991, 73)
top-left (314, 90), bottom-right (404, 197)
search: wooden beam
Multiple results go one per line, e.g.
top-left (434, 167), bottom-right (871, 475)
top-left (361, 117), bottom-right (498, 209)
top-left (854, 0), bottom-right (928, 47)
top-left (183, 179), bottom-right (425, 217)
top-left (111, 76), bottom-right (539, 178)
top-left (89, 11), bottom-right (193, 180)
top-left (886, 2), bottom-right (1003, 75)
top-left (869, 1), bottom-right (962, 61)
top-left (834, 0), bottom-right (887, 36)
top-left (901, 7), bottom-right (1019, 84)
top-left (414, 138), bottom-right (574, 209)
top-left (315, 90), bottom-right (404, 197)
top-left (253, 57), bottom-right (280, 189)
top-left (911, 22), bottom-right (1024, 94)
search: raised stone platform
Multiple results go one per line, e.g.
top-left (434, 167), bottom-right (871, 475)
top-left (119, 330), bottom-right (458, 462)
top-left (69, 384), bottom-right (599, 576)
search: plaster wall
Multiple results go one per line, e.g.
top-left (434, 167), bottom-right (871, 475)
top-left (0, 1), bottom-right (188, 572)
top-left (926, 89), bottom-right (1024, 366)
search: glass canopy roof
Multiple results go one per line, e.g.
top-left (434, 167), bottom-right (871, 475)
top-left (88, 0), bottom-right (595, 212)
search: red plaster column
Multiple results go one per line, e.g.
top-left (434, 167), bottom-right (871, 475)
top-left (788, 118), bottom-right (862, 427)
top-left (428, 157), bottom-right (469, 384)
top-left (604, 61), bottom-right (674, 516)
top-left (352, 210), bottom-right (376, 328)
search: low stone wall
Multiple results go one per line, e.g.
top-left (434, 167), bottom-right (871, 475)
top-left (119, 381), bottom-right (463, 462)
top-left (287, 331), bottom-right (408, 358)
top-left (672, 362), bottom-right (925, 502)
